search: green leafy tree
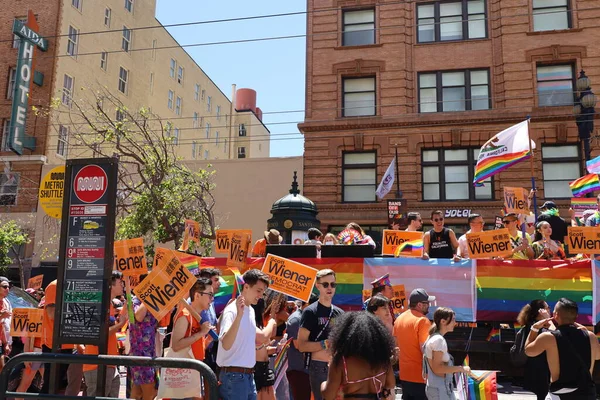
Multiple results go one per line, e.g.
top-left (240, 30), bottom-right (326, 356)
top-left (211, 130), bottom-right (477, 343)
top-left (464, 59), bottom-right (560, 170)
top-left (0, 220), bottom-right (30, 287)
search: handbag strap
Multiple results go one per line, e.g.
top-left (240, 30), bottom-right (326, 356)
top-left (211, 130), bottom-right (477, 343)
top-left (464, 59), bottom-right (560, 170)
top-left (314, 306), bottom-right (334, 341)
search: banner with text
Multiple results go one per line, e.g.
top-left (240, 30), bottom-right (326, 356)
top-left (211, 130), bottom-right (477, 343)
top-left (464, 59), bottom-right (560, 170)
top-left (27, 275), bottom-right (43, 290)
top-left (179, 219), bottom-right (201, 252)
top-left (10, 308), bottom-right (43, 337)
top-left (114, 238), bottom-right (148, 276)
top-left (503, 187), bottom-right (529, 214)
top-left (262, 254), bottom-right (318, 302)
top-left (381, 230), bottom-right (423, 257)
top-left (567, 226), bottom-right (600, 254)
top-left (466, 229), bottom-right (512, 259)
top-left (215, 229), bottom-right (253, 254)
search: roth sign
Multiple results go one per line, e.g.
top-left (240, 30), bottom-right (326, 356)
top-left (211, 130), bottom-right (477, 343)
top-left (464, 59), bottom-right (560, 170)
top-left (9, 11), bottom-right (48, 155)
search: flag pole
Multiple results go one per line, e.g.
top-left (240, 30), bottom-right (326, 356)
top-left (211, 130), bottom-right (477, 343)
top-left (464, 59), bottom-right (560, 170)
top-left (395, 145), bottom-right (402, 198)
top-left (526, 117), bottom-right (538, 223)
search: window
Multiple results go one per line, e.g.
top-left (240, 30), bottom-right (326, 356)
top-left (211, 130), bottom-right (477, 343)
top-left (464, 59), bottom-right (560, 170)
top-left (170, 59), bottom-right (176, 78)
top-left (421, 148), bottom-right (492, 201)
top-left (0, 172), bottom-right (19, 206)
top-left (175, 97), bottom-right (182, 115)
top-left (116, 109), bottom-right (124, 121)
top-left (167, 90), bottom-right (174, 109)
top-left (542, 145), bottom-right (580, 198)
top-left (417, 0), bottom-right (486, 43)
top-left (238, 147), bottom-right (246, 159)
top-left (125, 0), bottom-right (133, 12)
top-left (12, 18), bottom-right (26, 48)
top-left (192, 141), bottom-right (198, 159)
top-left (67, 26), bottom-right (78, 57)
top-left (224, 138), bottom-right (227, 153)
top-left (62, 74), bottom-right (74, 106)
top-left (6, 68), bottom-right (16, 100)
top-left (205, 123), bottom-right (210, 138)
top-left (207, 96), bottom-right (212, 112)
top-left (72, 0), bottom-right (82, 11)
top-left (533, 0), bottom-right (569, 31)
top-left (215, 131), bottom-right (219, 144)
top-left (104, 8), bottom-right (111, 27)
top-left (201, 89), bottom-right (205, 100)
top-left (343, 77), bottom-right (376, 117)
top-left (100, 52), bottom-right (108, 70)
top-left (194, 84), bottom-right (200, 101)
top-left (118, 67), bottom-right (128, 94)
top-left (177, 66), bottom-right (184, 84)
top-left (239, 124), bottom-right (246, 136)
top-left (216, 105), bottom-right (221, 120)
top-left (122, 26), bottom-right (131, 52)
top-left (342, 9), bottom-right (375, 46)
top-left (1, 120), bottom-right (10, 152)
top-left (193, 112), bottom-right (199, 128)
top-left (57, 125), bottom-right (68, 157)
top-left (151, 39), bottom-right (157, 60)
top-left (173, 128), bottom-right (179, 145)
top-left (342, 152), bottom-right (376, 202)
top-left (419, 69), bottom-right (490, 112)
top-left (204, 149), bottom-right (209, 160)
top-left (149, 73), bottom-right (154, 94)
top-left (536, 64), bottom-right (574, 107)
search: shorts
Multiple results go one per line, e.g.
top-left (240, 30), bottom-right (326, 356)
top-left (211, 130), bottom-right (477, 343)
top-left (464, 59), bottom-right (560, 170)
top-left (130, 366), bottom-right (156, 385)
top-left (254, 361), bottom-right (275, 391)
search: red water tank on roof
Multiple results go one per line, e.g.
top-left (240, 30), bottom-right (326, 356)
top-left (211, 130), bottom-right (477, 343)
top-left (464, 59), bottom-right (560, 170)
top-left (255, 107), bottom-right (263, 121)
top-left (236, 88), bottom-right (257, 111)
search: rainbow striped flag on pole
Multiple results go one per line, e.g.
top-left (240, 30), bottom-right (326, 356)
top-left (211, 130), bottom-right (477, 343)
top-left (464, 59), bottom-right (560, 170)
top-left (569, 173), bottom-right (600, 197)
top-left (473, 120), bottom-right (535, 186)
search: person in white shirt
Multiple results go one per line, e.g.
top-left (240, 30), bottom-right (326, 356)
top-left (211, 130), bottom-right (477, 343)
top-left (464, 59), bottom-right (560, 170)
top-left (457, 214), bottom-right (484, 259)
top-left (217, 269), bottom-right (275, 400)
top-left (0, 277), bottom-right (12, 369)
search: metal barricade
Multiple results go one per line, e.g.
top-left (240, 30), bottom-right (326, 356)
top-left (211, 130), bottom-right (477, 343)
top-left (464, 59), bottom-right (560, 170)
top-left (0, 352), bottom-right (218, 400)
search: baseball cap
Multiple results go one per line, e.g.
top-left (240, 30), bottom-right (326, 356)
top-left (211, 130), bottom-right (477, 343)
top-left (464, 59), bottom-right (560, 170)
top-left (0, 277), bottom-right (10, 285)
top-left (540, 201), bottom-right (557, 210)
top-left (409, 288), bottom-right (435, 304)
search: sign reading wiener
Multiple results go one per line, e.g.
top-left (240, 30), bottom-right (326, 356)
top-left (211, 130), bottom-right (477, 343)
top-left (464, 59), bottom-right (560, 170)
top-left (133, 248), bottom-right (196, 320)
top-left (226, 231), bottom-right (251, 269)
top-left (27, 275), bottom-right (43, 290)
top-left (261, 254), bottom-right (318, 302)
top-left (466, 228), bottom-right (512, 259)
top-left (503, 187), bottom-right (529, 214)
top-left (215, 229), bottom-right (252, 254)
top-left (114, 237), bottom-right (148, 276)
top-left (11, 308), bottom-right (43, 337)
top-left (382, 230), bottom-right (423, 257)
top-left (567, 226), bottom-right (600, 254)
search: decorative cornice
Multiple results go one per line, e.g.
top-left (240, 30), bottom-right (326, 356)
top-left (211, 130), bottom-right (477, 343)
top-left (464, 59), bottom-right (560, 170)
top-left (332, 58), bottom-right (386, 74)
top-left (525, 44), bottom-right (587, 62)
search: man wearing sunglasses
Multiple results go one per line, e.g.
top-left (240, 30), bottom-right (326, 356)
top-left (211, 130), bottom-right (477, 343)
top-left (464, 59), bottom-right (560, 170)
top-left (423, 210), bottom-right (460, 261)
top-left (502, 213), bottom-right (534, 260)
top-left (298, 269), bottom-right (344, 400)
top-left (405, 212), bottom-right (423, 232)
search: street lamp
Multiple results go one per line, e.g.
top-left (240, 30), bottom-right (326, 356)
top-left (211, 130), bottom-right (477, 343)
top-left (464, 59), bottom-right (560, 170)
top-left (574, 70), bottom-right (597, 161)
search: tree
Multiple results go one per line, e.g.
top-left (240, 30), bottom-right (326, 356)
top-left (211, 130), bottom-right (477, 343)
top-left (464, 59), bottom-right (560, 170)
top-left (0, 220), bottom-right (30, 287)
top-left (63, 86), bottom-right (217, 254)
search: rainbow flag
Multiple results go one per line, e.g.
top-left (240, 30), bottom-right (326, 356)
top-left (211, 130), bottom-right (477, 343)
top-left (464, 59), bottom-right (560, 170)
top-left (473, 120), bottom-right (534, 185)
top-left (569, 174), bottom-right (600, 197)
top-left (477, 259), bottom-right (593, 324)
top-left (571, 197), bottom-right (597, 218)
top-left (486, 328), bottom-right (500, 342)
top-left (457, 370), bottom-right (498, 400)
top-left (229, 267), bottom-right (245, 299)
top-left (273, 338), bottom-right (292, 390)
top-left (394, 239), bottom-right (424, 257)
top-left (172, 250), bottom-right (200, 275)
top-left (587, 155), bottom-right (600, 174)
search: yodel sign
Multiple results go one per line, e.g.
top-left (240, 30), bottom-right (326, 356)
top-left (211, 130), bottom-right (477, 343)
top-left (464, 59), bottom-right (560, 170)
top-left (567, 226), bottom-right (600, 254)
top-left (261, 254), bottom-right (318, 302)
top-left (445, 209), bottom-right (471, 218)
top-left (466, 229), bottom-right (512, 259)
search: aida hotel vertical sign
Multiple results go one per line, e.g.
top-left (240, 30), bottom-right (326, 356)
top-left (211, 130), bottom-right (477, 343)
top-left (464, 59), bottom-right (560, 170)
top-left (9, 10), bottom-right (48, 155)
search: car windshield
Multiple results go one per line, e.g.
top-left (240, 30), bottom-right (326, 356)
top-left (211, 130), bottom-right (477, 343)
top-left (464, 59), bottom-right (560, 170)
top-left (8, 286), bottom-right (39, 308)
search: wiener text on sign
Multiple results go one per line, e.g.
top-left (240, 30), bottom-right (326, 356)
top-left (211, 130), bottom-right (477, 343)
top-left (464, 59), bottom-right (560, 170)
top-left (466, 229), bottom-right (512, 259)
top-left (133, 249), bottom-right (196, 320)
top-left (381, 230), bottom-right (423, 256)
top-left (114, 237), bottom-right (148, 276)
top-left (215, 229), bottom-right (252, 254)
top-left (390, 284), bottom-right (407, 315)
top-left (11, 308), bottom-right (43, 337)
top-left (226, 232), bottom-right (251, 269)
top-left (567, 226), bottom-right (600, 254)
top-left (27, 275), bottom-right (43, 290)
top-left (262, 254), bottom-right (318, 302)
top-left (503, 187), bottom-right (529, 214)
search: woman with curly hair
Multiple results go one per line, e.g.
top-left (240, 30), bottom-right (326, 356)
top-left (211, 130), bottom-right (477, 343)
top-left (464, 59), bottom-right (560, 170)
top-left (517, 300), bottom-right (553, 400)
top-left (320, 312), bottom-right (396, 400)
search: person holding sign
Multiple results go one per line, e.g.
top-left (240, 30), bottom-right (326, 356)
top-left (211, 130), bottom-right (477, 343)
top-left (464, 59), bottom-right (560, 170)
top-left (423, 211), bottom-right (460, 261)
top-left (502, 213), bottom-right (534, 260)
top-left (457, 214), bottom-right (484, 259)
top-left (531, 221), bottom-right (566, 260)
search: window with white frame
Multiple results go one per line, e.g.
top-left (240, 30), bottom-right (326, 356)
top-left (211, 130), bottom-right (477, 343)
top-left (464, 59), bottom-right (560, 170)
top-left (239, 124), bottom-right (246, 137)
top-left (72, 0), bottom-right (82, 11)
top-left (104, 8), bottom-right (111, 27)
top-left (6, 68), bottom-right (16, 100)
top-left (216, 105), bottom-right (221, 120)
top-left (542, 145), bottom-right (580, 198)
top-left (177, 66), bottom-right (184, 84)
top-left (192, 141), bottom-right (198, 159)
top-left (342, 77), bottom-right (376, 117)
top-left (207, 96), bottom-right (212, 112)
top-left (536, 64), bottom-right (574, 107)
top-left (57, 125), bottom-right (68, 157)
top-left (215, 131), bottom-right (219, 144)
top-left (417, 0), bottom-right (486, 43)
top-left (237, 147), bottom-right (246, 159)
top-left (204, 149), bottom-right (209, 160)
top-left (125, 0), bottom-right (133, 12)
top-left (118, 67), bottom-right (128, 94)
top-left (342, 9), bottom-right (375, 46)
top-left (533, 0), bottom-right (569, 32)
top-left (170, 59), bottom-right (176, 78)
top-left (193, 112), bottom-right (199, 128)
top-left (342, 151), bottom-right (376, 202)
top-left (12, 18), bottom-right (26, 48)
top-left (100, 52), bottom-right (108, 70)
top-left (205, 123), bottom-right (210, 138)
top-left (122, 26), bottom-right (131, 52)
top-left (62, 74), bottom-right (74, 106)
top-left (419, 69), bottom-right (490, 112)
top-left (421, 148), bottom-right (492, 201)
top-left (0, 172), bottom-right (19, 206)
top-left (194, 84), bottom-right (200, 101)
top-left (1, 120), bottom-right (10, 152)
top-left (67, 26), bottom-right (78, 57)
top-left (167, 90), bottom-right (174, 109)
top-left (173, 128), bottom-right (179, 145)
top-left (175, 97), bottom-right (182, 115)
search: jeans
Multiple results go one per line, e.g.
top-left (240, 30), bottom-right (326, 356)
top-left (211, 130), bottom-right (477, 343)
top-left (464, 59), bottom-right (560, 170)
top-left (308, 360), bottom-right (329, 400)
top-left (83, 367), bottom-right (120, 397)
top-left (401, 381), bottom-right (427, 400)
top-left (219, 371), bottom-right (256, 400)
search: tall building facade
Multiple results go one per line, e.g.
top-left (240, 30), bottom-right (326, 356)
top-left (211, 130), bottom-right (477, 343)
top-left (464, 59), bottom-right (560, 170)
top-left (299, 0), bottom-right (599, 244)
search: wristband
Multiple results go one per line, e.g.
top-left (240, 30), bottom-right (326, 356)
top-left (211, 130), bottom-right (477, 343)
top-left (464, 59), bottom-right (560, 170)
top-left (531, 327), bottom-right (539, 333)
top-left (320, 340), bottom-right (329, 350)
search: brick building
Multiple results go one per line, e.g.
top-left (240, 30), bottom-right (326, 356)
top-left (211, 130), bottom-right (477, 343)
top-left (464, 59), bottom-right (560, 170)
top-left (299, 0), bottom-right (599, 246)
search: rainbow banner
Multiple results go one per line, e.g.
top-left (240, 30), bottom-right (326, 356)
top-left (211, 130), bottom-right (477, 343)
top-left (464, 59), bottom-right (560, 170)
top-left (363, 258), bottom-right (476, 321)
top-left (173, 250), bottom-right (200, 276)
top-left (571, 197), bottom-right (597, 218)
top-left (593, 261), bottom-right (600, 324)
top-left (473, 120), bottom-right (534, 186)
top-left (477, 259), bottom-right (593, 324)
top-left (457, 370), bottom-right (498, 400)
top-left (569, 173), bottom-right (600, 197)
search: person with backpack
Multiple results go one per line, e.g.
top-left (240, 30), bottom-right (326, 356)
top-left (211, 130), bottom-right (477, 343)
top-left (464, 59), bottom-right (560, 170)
top-left (422, 307), bottom-right (470, 400)
top-left (511, 300), bottom-right (553, 400)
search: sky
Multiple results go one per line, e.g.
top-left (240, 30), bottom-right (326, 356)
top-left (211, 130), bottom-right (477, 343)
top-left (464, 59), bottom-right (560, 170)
top-left (155, 0), bottom-right (306, 157)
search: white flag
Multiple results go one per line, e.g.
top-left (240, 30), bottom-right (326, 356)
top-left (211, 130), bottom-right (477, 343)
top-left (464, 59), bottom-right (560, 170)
top-left (376, 157), bottom-right (396, 200)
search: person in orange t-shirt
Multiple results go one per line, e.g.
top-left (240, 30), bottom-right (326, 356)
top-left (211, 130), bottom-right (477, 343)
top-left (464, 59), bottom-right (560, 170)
top-left (251, 229), bottom-right (283, 257)
top-left (171, 277), bottom-right (215, 400)
top-left (393, 288), bottom-right (435, 400)
top-left (83, 271), bottom-right (128, 398)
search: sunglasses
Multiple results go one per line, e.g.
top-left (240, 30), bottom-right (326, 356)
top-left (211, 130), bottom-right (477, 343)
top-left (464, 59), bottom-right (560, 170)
top-left (433, 218), bottom-right (444, 222)
top-left (319, 282), bottom-right (337, 289)
top-left (199, 292), bottom-right (214, 299)
top-left (0, 286), bottom-right (9, 289)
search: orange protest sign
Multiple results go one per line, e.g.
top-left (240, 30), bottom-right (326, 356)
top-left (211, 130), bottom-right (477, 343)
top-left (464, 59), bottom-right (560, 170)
top-left (215, 229), bottom-right (253, 254)
top-left (10, 308), bottom-right (43, 337)
top-left (27, 275), bottom-right (43, 290)
top-left (114, 238), bottom-right (148, 276)
top-left (262, 254), bottom-right (318, 302)
top-left (567, 226), bottom-right (600, 254)
top-left (466, 228), bottom-right (512, 259)
top-left (390, 284), bottom-right (407, 315)
top-left (179, 219), bottom-right (201, 252)
top-left (133, 249), bottom-right (196, 320)
top-left (226, 232), bottom-right (251, 270)
top-left (382, 230), bottom-right (423, 257)
top-left (362, 289), bottom-right (371, 303)
top-left (503, 187), bottom-right (529, 214)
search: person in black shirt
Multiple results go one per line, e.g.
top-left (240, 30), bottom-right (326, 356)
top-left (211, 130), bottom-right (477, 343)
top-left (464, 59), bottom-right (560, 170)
top-left (537, 201), bottom-right (568, 244)
top-left (422, 210), bottom-right (460, 261)
top-left (298, 269), bottom-right (344, 400)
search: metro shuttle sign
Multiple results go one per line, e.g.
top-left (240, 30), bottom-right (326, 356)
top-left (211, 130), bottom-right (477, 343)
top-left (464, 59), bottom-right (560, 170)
top-left (9, 11), bottom-right (48, 155)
